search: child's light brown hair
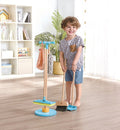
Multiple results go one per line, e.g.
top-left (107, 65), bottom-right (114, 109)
top-left (61, 16), bottom-right (81, 29)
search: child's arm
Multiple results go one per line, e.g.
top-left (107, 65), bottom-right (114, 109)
top-left (72, 46), bottom-right (82, 72)
top-left (60, 51), bottom-right (66, 72)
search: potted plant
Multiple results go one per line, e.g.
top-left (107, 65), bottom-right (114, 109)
top-left (35, 10), bottom-right (66, 75)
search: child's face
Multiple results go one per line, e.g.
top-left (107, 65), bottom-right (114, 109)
top-left (64, 22), bottom-right (78, 37)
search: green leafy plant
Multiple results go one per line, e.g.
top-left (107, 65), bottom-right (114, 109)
top-left (34, 10), bottom-right (66, 61)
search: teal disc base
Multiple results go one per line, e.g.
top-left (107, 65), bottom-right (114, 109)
top-left (35, 108), bottom-right (57, 117)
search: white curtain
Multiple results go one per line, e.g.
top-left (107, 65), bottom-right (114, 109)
top-left (75, 0), bottom-right (120, 80)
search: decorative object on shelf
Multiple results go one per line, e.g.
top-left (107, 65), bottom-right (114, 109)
top-left (0, 9), bottom-right (9, 22)
top-left (0, 22), bottom-right (7, 40)
top-left (9, 30), bottom-right (14, 40)
top-left (18, 48), bottom-right (30, 57)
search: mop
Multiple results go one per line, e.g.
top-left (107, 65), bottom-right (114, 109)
top-left (56, 59), bottom-right (68, 111)
top-left (67, 71), bottom-right (77, 111)
top-left (33, 41), bottom-right (57, 117)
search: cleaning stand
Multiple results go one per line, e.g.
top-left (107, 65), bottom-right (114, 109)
top-left (33, 41), bottom-right (57, 117)
top-left (67, 71), bottom-right (77, 111)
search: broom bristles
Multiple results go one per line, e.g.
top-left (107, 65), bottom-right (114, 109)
top-left (56, 106), bottom-right (67, 111)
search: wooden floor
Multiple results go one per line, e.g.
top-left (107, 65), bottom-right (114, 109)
top-left (0, 75), bottom-right (120, 130)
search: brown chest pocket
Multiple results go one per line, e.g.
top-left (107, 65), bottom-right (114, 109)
top-left (70, 44), bottom-right (76, 52)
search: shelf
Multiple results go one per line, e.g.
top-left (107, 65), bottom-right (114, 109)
top-left (0, 39), bottom-right (17, 42)
top-left (1, 57), bottom-right (17, 60)
top-left (17, 22), bottom-right (32, 25)
top-left (0, 4), bottom-right (34, 79)
top-left (0, 22), bottom-right (16, 24)
top-left (18, 56), bottom-right (32, 59)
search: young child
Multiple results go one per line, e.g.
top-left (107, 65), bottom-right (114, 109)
top-left (59, 16), bottom-right (84, 107)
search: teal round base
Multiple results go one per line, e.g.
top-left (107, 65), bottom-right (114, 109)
top-left (35, 108), bottom-right (57, 117)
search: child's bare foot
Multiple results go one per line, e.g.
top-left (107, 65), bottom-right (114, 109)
top-left (74, 100), bottom-right (80, 107)
top-left (65, 99), bottom-right (71, 104)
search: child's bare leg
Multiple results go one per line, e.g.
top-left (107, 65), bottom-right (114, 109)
top-left (74, 84), bottom-right (82, 107)
top-left (65, 81), bottom-right (72, 104)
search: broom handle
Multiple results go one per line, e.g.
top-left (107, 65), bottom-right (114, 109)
top-left (44, 48), bottom-right (48, 99)
top-left (71, 71), bottom-right (75, 105)
top-left (62, 72), bottom-right (65, 102)
top-left (61, 59), bottom-right (66, 102)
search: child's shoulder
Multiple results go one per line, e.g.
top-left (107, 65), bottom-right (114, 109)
top-left (75, 35), bottom-right (83, 40)
top-left (74, 35), bottom-right (83, 43)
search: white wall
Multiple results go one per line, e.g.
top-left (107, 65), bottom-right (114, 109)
top-left (57, 0), bottom-right (74, 18)
top-left (74, 0), bottom-right (120, 80)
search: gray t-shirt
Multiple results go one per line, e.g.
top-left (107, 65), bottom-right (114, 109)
top-left (59, 35), bottom-right (84, 70)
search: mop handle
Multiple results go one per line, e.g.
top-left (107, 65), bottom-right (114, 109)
top-left (71, 71), bottom-right (75, 105)
top-left (44, 48), bottom-right (48, 99)
top-left (39, 41), bottom-right (55, 99)
top-left (61, 59), bottom-right (66, 102)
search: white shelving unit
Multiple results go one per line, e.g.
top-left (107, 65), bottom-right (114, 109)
top-left (0, 4), bottom-right (35, 79)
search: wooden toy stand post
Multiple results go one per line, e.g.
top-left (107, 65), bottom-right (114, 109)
top-left (33, 41), bottom-right (57, 117)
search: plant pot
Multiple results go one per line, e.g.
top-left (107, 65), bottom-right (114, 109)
top-left (53, 61), bottom-right (63, 75)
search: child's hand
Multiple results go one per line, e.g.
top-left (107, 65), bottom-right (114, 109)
top-left (72, 64), bottom-right (77, 72)
top-left (62, 65), bottom-right (67, 72)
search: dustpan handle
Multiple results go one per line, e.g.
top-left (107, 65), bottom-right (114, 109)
top-left (71, 71), bottom-right (75, 105)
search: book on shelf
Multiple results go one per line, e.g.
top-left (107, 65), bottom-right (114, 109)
top-left (17, 27), bottom-right (30, 40)
top-left (25, 12), bottom-right (31, 22)
top-left (17, 26), bottom-right (23, 40)
top-left (23, 12), bottom-right (31, 22)
top-left (17, 9), bottom-right (23, 22)
top-left (23, 29), bottom-right (30, 40)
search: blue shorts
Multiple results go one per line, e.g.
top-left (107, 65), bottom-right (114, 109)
top-left (65, 66), bottom-right (83, 84)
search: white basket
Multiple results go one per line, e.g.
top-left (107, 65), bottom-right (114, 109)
top-left (2, 50), bottom-right (13, 58)
top-left (1, 64), bottom-right (12, 75)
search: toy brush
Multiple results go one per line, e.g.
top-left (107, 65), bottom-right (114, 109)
top-left (56, 60), bottom-right (68, 111)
